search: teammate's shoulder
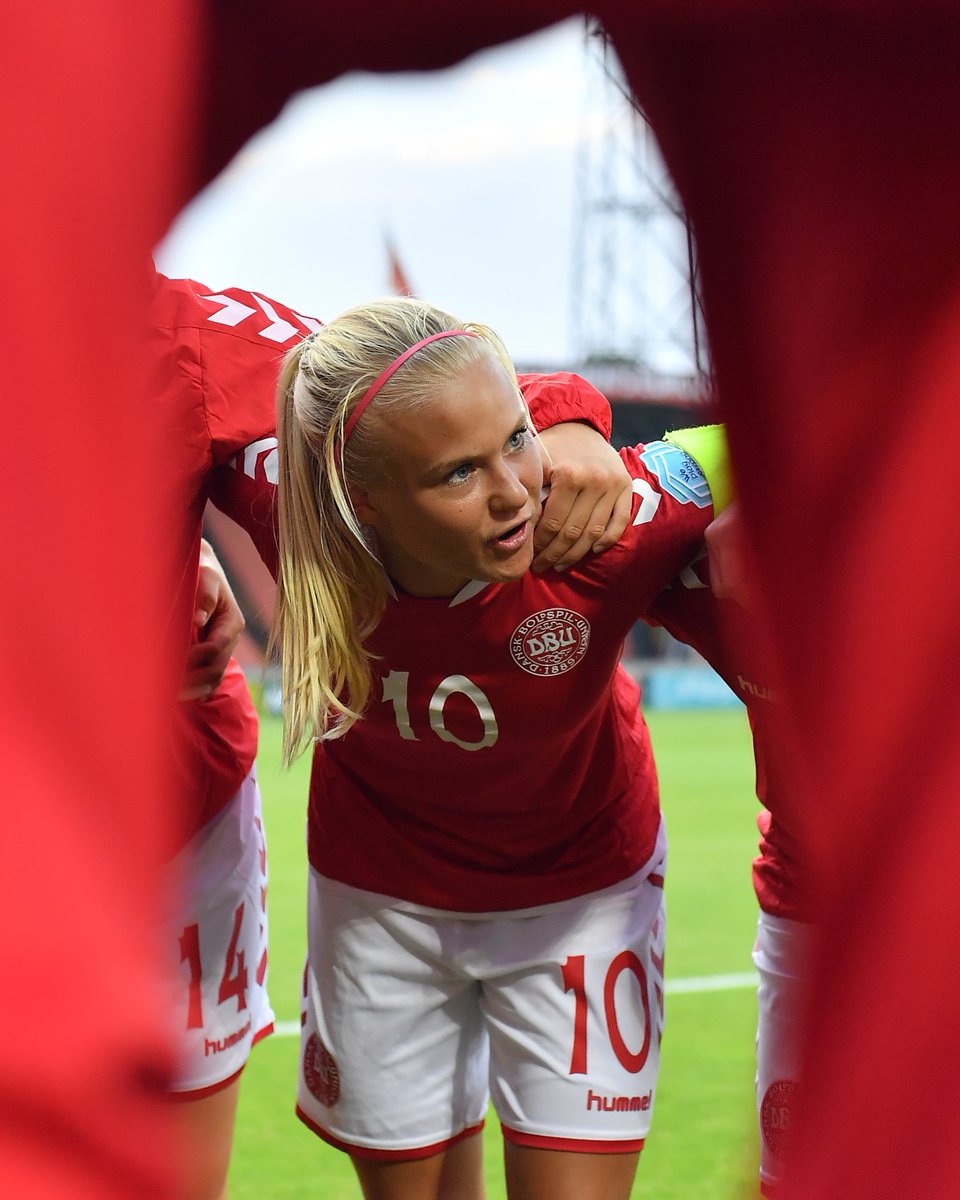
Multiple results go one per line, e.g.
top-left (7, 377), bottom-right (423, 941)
top-left (518, 371), bottom-right (611, 438)
top-left (518, 370), bottom-right (604, 397)
top-left (148, 272), bottom-right (321, 349)
top-left (148, 273), bottom-right (217, 331)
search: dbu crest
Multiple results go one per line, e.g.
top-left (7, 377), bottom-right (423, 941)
top-left (303, 1032), bottom-right (341, 1107)
top-left (760, 1078), bottom-right (797, 1162)
top-left (510, 608), bottom-right (590, 677)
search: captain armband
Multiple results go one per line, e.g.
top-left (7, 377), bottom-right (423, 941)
top-left (664, 424), bottom-right (733, 514)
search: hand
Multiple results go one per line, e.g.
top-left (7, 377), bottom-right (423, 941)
top-left (178, 539), bottom-right (245, 701)
top-left (531, 423), bottom-right (633, 573)
top-left (704, 503), bottom-right (755, 607)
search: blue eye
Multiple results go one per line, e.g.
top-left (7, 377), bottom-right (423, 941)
top-left (508, 426), bottom-right (529, 450)
top-left (447, 463), bottom-right (472, 485)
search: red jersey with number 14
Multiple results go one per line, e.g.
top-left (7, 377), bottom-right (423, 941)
top-left (307, 441), bottom-right (716, 912)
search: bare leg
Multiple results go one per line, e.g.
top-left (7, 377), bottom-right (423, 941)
top-left (172, 1074), bottom-right (242, 1200)
top-left (503, 1144), bottom-right (639, 1200)
top-left (352, 1128), bottom-right (485, 1200)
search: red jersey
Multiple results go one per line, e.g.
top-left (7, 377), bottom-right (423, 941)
top-left (648, 560), bottom-right (806, 922)
top-left (306, 442), bottom-right (715, 911)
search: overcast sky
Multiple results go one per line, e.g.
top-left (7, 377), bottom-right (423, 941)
top-left (156, 18), bottom-right (695, 373)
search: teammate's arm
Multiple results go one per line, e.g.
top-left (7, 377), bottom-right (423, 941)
top-left (534, 423), bottom-right (632, 572)
top-left (519, 370), bottom-right (631, 573)
top-left (704, 501), bottom-right (762, 612)
top-left (179, 539), bottom-right (245, 701)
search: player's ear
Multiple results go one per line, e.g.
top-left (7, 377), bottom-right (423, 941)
top-left (349, 484), bottom-right (379, 524)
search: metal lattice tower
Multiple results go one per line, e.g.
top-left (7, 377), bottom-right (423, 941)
top-left (570, 21), bottom-right (709, 395)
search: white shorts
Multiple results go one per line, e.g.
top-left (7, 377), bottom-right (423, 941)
top-left (165, 768), bottom-right (274, 1097)
top-left (297, 824), bottom-right (667, 1159)
top-left (752, 910), bottom-right (811, 1196)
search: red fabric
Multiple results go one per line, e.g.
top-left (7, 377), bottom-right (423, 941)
top-left (518, 371), bottom-right (613, 442)
top-left (600, 11), bottom-right (960, 1195)
top-left (147, 275), bottom-right (315, 852)
top-left (296, 1110), bottom-right (486, 1161)
top-left (1, 5), bottom-right (197, 1197)
top-left (195, 1), bottom-right (579, 185)
top-left (194, 1), bottom-right (959, 191)
top-left (502, 1127), bottom-right (646, 1154)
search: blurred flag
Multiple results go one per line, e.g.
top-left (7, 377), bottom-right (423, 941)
top-left (386, 235), bottom-right (416, 296)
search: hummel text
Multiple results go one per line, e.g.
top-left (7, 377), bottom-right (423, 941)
top-left (737, 674), bottom-right (776, 702)
top-left (204, 1018), bottom-right (251, 1056)
top-left (586, 1088), bottom-right (652, 1112)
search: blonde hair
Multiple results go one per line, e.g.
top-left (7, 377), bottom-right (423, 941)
top-left (272, 296), bottom-right (518, 763)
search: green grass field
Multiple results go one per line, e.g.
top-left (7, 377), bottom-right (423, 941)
top-left (229, 707), bottom-right (761, 1199)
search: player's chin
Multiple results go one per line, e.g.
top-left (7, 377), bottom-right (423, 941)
top-left (481, 542), bottom-right (535, 584)
top-left (492, 560), bottom-right (532, 585)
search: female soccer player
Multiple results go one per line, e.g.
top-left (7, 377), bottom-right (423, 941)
top-left (272, 296), bottom-right (727, 1200)
top-left (150, 272), bottom-right (638, 1200)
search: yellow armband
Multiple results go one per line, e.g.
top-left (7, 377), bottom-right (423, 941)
top-left (664, 424), bottom-right (733, 514)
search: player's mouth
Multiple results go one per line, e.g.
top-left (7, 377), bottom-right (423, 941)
top-left (489, 518), bottom-right (531, 553)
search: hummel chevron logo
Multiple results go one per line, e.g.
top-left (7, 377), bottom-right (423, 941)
top-left (202, 293), bottom-right (321, 342)
top-left (202, 293), bottom-right (257, 326)
top-left (237, 436), bottom-right (278, 483)
top-left (631, 478), bottom-right (662, 526)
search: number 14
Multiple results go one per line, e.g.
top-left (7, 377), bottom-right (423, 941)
top-left (178, 903), bottom-right (249, 1030)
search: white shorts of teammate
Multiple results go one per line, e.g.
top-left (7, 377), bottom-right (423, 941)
top-left (752, 910), bottom-right (812, 1197)
top-left (165, 768), bottom-right (275, 1097)
top-left (297, 823), bottom-right (667, 1160)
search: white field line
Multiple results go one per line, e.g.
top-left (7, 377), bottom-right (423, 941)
top-left (272, 970), bottom-right (758, 1037)
top-left (664, 970), bottom-right (758, 995)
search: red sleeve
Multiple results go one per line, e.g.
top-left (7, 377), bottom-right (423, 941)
top-left (173, 659), bottom-right (260, 841)
top-left (598, 442), bottom-right (716, 611)
top-left (147, 275), bottom-right (317, 644)
top-left (150, 274), bottom-right (320, 466)
top-left (518, 371), bottom-right (612, 441)
top-left (149, 275), bottom-right (322, 578)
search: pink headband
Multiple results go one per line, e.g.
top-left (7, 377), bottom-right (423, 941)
top-left (338, 329), bottom-right (479, 451)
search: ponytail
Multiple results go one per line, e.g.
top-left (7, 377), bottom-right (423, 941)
top-left (271, 341), bottom-right (387, 764)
